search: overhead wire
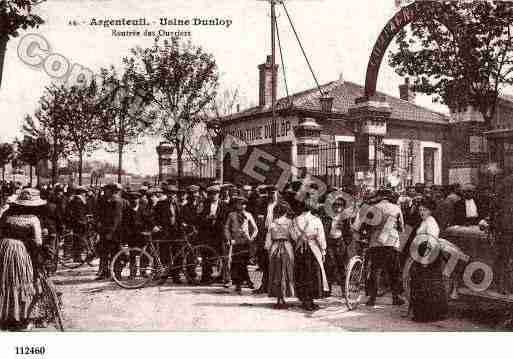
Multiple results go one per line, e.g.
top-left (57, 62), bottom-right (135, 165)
top-left (280, 0), bottom-right (324, 97)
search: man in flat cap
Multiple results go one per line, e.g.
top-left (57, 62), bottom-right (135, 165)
top-left (183, 185), bottom-right (204, 229)
top-left (120, 191), bottom-right (153, 279)
top-left (153, 183), bottom-right (182, 283)
top-left (66, 185), bottom-right (89, 262)
top-left (199, 185), bottom-right (228, 284)
top-left (96, 182), bottom-right (125, 280)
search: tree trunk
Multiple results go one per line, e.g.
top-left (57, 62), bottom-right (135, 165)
top-left (78, 153), bottom-right (83, 186)
top-left (117, 143), bottom-right (123, 184)
top-left (0, 34), bottom-right (8, 89)
top-left (29, 165), bottom-right (33, 187)
top-left (51, 155), bottom-right (58, 185)
top-left (177, 146), bottom-right (183, 182)
top-left (1, 165), bottom-right (4, 182)
top-left (36, 162), bottom-right (40, 188)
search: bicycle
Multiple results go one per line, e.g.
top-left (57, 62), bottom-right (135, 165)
top-left (110, 225), bottom-right (222, 289)
top-left (344, 239), bottom-right (390, 310)
top-left (48, 215), bottom-right (100, 270)
top-left (27, 269), bottom-right (65, 331)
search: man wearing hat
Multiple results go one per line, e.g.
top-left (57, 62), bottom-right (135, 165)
top-left (224, 194), bottom-right (258, 294)
top-left (199, 185), bottom-right (228, 284)
top-left (120, 191), bottom-right (153, 278)
top-left (220, 183), bottom-right (233, 207)
top-left (352, 188), bottom-right (405, 306)
top-left (66, 186), bottom-right (89, 261)
top-left (138, 185), bottom-right (150, 215)
top-left (453, 183), bottom-right (485, 226)
top-left (177, 187), bottom-right (188, 214)
top-left (183, 185), bottom-right (203, 229)
top-left (96, 182), bottom-right (125, 280)
top-left (153, 183), bottom-right (183, 283)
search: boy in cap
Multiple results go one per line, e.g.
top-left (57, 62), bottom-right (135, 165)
top-left (224, 195), bottom-right (258, 294)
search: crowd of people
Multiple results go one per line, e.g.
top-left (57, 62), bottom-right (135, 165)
top-left (0, 176), bottom-right (501, 330)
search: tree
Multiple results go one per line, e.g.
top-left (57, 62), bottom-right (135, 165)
top-left (99, 63), bottom-right (153, 183)
top-left (0, 1), bottom-right (45, 87)
top-left (0, 142), bottom-right (14, 181)
top-left (16, 135), bottom-right (49, 186)
top-left (388, 1), bottom-right (513, 123)
top-left (25, 93), bottom-right (70, 185)
top-left (128, 37), bottom-right (219, 180)
top-left (44, 83), bottom-right (107, 185)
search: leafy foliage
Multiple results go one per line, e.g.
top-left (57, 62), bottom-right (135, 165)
top-left (127, 37), bottom-right (219, 178)
top-left (0, 0), bottom-right (45, 38)
top-left (98, 62), bottom-right (154, 182)
top-left (388, 1), bottom-right (513, 121)
top-left (0, 142), bottom-right (14, 180)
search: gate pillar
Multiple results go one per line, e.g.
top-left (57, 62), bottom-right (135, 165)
top-left (448, 105), bottom-right (489, 186)
top-left (348, 95), bottom-right (392, 189)
top-left (293, 118), bottom-right (322, 177)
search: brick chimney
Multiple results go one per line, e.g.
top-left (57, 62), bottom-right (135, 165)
top-left (399, 77), bottom-right (415, 102)
top-left (258, 55), bottom-right (279, 108)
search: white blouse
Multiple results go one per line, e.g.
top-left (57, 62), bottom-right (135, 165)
top-left (290, 211), bottom-right (327, 254)
top-left (416, 215), bottom-right (440, 238)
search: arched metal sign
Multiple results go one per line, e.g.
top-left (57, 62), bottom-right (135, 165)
top-left (364, 0), bottom-right (465, 98)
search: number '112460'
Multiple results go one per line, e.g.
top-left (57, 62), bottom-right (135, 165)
top-left (15, 346), bottom-right (46, 355)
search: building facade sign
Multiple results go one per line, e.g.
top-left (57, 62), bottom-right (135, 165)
top-left (223, 116), bottom-right (298, 146)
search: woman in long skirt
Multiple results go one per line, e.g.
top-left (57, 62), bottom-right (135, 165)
top-left (290, 200), bottom-right (329, 311)
top-left (0, 188), bottom-right (46, 330)
top-left (265, 203), bottom-right (294, 309)
top-left (409, 197), bottom-right (448, 322)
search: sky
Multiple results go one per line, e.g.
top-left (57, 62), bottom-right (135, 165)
top-left (0, 0), bottom-right (472, 175)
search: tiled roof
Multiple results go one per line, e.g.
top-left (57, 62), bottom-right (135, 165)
top-left (226, 80), bottom-right (450, 125)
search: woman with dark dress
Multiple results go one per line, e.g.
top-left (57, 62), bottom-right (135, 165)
top-left (0, 188), bottom-right (46, 330)
top-left (408, 198), bottom-right (448, 322)
top-left (290, 199), bottom-right (329, 311)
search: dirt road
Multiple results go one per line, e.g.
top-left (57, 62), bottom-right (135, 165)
top-left (50, 265), bottom-right (505, 332)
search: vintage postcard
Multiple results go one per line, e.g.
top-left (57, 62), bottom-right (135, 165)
top-left (1, 0), bottom-right (513, 356)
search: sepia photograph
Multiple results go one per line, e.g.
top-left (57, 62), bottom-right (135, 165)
top-left (1, 0), bottom-right (513, 356)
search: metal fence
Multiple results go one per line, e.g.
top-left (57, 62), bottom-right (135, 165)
top-left (166, 155), bottom-right (217, 181)
top-left (306, 142), bottom-right (356, 188)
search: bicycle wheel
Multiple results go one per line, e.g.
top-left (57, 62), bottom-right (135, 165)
top-left (248, 264), bottom-right (263, 289)
top-left (345, 256), bottom-right (364, 310)
top-left (184, 245), bottom-right (222, 285)
top-left (28, 273), bottom-right (64, 331)
top-left (58, 233), bottom-right (85, 269)
top-left (110, 247), bottom-right (155, 289)
top-left (85, 231), bottom-right (100, 266)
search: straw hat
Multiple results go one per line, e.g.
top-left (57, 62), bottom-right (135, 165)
top-left (13, 188), bottom-right (47, 207)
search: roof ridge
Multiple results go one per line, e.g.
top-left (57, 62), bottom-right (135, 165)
top-left (343, 81), bottom-right (449, 119)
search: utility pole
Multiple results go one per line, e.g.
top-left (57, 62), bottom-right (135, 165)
top-left (271, 0), bottom-right (277, 145)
